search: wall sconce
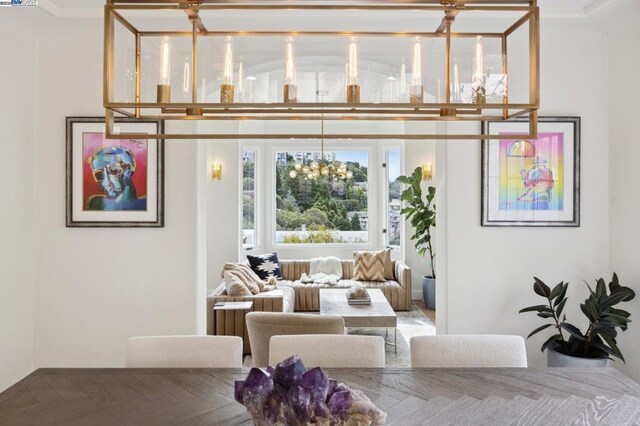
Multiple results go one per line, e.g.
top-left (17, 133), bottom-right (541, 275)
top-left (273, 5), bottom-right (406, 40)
top-left (422, 162), bottom-right (433, 181)
top-left (212, 163), bottom-right (222, 180)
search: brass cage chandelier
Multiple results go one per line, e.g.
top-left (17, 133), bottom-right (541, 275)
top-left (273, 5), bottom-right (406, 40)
top-left (103, 0), bottom-right (540, 140)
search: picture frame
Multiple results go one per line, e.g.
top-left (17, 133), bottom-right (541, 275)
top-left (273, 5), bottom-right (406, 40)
top-left (66, 117), bottom-right (164, 228)
top-left (481, 117), bottom-right (580, 227)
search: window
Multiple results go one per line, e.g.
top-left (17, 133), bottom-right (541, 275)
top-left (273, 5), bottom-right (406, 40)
top-left (385, 149), bottom-right (402, 248)
top-left (274, 150), bottom-right (369, 244)
top-left (242, 150), bottom-right (256, 250)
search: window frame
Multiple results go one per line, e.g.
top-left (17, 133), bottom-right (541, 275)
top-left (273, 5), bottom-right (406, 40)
top-left (239, 145), bottom-right (262, 254)
top-left (270, 145), bottom-right (373, 249)
top-left (380, 144), bottom-right (404, 252)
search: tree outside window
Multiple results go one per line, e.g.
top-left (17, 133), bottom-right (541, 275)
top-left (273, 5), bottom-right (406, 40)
top-left (275, 151), bottom-right (369, 244)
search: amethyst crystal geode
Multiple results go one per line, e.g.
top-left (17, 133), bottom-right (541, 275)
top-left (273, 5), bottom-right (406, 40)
top-left (235, 354), bottom-right (387, 425)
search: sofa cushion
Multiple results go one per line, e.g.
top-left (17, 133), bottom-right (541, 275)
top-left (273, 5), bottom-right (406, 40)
top-left (254, 286), bottom-right (296, 314)
top-left (280, 286), bottom-right (295, 313)
top-left (382, 248), bottom-right (394, 280)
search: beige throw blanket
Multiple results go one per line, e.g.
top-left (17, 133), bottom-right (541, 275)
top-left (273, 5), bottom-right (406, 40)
top-left (221, 262), bottom-right (277, 296)
top-left (300, 256), bottom-right (343, 286)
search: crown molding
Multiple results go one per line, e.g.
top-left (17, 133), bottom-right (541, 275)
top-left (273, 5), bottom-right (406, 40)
top-left (37, 0), bottom-right (615, 19)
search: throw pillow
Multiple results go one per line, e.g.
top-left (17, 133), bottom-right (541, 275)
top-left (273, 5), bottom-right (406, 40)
top-left (353, 250), bottom-right (386, 282)
top-left (223, 272), bottom-right (252, 296)
top-left (381, 248), bottom-right (394, 280)
top-left (247, 252), bottom-right (284, 281)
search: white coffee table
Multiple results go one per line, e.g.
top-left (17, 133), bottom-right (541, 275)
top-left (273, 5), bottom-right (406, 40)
top-left (319, 288), bottom-right (398, 352)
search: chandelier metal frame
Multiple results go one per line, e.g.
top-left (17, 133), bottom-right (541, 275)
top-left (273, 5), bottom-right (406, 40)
top-left (103, 0), bottom-right (540, 140)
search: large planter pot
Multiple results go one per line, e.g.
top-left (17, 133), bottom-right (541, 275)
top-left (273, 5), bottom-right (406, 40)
top-left (547, 345), bottom-right (610, 368)
top-left (422, 276), bottom-right (436, 310)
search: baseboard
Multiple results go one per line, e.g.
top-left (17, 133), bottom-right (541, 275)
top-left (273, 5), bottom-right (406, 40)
top-left (412, 289), bottom-right (422, 301)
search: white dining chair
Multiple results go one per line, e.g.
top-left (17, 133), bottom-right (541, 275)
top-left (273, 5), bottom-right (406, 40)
top-left (269, 334), bottom-right (385, 368)
top-left (126, 335), bottom-right (243, 368)
top-left (410, 335), bottom-right (528, 368)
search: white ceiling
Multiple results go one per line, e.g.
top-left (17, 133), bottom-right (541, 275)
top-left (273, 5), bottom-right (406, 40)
top-left (39, 0), bottom-right (614, 18)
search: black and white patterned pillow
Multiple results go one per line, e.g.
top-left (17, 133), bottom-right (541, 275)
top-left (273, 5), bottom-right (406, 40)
top-left (247, 252), bottom-right (284, 280)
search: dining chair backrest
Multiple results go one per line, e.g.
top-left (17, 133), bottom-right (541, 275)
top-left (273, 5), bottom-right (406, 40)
top-left (410, 335), bottom-right (528, 368)
top-left (126, 335), bottom-right (243, 368)
top-left (245, 312), bottom-right (345, 367)
top-left (269, 334), bottom-right (385, 368)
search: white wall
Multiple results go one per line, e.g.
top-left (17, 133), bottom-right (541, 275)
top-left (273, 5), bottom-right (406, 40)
top-left (443, 19), bottom-right (611, 368)
top-left (0, 12), bottom-right (38, 391)
top-left (203, 124), bottom-right (241, 292)
top-left (27, 14), bottom-right (200, 368)
top-left (603, 0), bottom-right (640, 381)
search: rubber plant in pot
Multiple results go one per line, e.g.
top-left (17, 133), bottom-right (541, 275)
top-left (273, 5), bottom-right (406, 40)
top-left (398, 166), bottom-right (436, 309)
top-left (520, 273), bottom-right (635, 367)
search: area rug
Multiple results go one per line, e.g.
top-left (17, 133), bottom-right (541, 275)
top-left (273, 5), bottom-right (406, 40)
top-left (242, 303), bottom-right (435, 368)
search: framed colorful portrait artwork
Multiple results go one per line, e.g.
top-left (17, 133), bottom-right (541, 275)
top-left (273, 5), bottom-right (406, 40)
top-left (66, 117), bottom-right (164, 227)
top-left (481, 117), bottom-right (580, 227)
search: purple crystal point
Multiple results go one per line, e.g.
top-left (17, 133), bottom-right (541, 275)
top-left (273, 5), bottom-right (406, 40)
top-left (266, 365), bottom-right (275, 376)
top-left (242, 368), bottom-right (274, 420)
top-left (328, 388), bottom-right (387, 425)
top-left (327, 380), bottom-right (350, 403)
top-left (301, 367), bottom-right (329, 402)
top-left (287, 384), bottom-right (311, 424)
top-left (265, 382), bottom-right (301, 425)
top-left (264, 389), bottom-right (285, 423)
top-left (273, 354), bottom-right (306, 390)
top-left (328, 389), bottom-right (352, 418)
top-left (234, 380), bottom-right (245, 404)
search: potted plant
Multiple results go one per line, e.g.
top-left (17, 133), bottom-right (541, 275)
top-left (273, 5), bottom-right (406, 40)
top-left (398, 167), bottom-right (436, 309)
top-left (520, 273), bottom-right (635, 367)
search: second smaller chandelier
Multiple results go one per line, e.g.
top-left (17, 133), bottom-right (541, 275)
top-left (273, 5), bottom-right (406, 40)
top-left (288, 120), bottom-right (354, 181)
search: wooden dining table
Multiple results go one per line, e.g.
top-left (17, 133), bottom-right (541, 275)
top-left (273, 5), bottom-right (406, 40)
top-left (2, 367), bottom-right (640, 425)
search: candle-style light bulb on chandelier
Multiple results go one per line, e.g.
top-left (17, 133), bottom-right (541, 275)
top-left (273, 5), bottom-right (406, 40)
top-left (472, 35), bottom-right (487, 104)
top-left (103, 0), bottom-right (539, 141)
top-left (157, 35), bottom-right (171, 103)
top-left (410, 36), bottom-right (423, 104)
top-left (284, 36), bottom-right (297, 104)
top-left (346, 37), bottom-right (360, 104)
top-left (220, 36), bottom-right (235, 104)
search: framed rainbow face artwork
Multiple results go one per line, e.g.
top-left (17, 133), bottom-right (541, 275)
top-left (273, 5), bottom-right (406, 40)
top-left (66, 117), bottom-right (164, 227)
top-left (482, 117), bottom-right (580, 227)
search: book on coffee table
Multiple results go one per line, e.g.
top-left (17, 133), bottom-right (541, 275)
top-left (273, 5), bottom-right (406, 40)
top-left (346, 294), bottom-right (371, 305)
